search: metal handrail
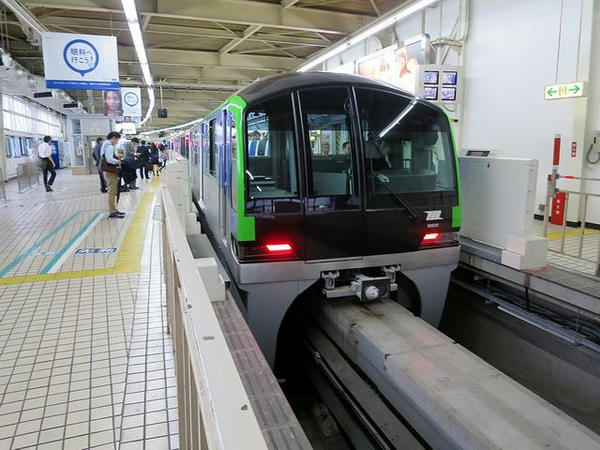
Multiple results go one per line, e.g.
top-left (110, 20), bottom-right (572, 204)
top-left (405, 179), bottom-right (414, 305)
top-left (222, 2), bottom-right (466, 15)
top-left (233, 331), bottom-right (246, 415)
top-left (161, 184), bottom-right (267, 450)
top-left (543, 177), bottom-right (600, 277)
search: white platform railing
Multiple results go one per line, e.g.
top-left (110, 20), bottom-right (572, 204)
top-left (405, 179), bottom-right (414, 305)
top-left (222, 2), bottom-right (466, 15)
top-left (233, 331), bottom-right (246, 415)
top-left (161, 184), bottom-right (267, 450)
top-left (16, 161), bottom-right (39, 193)
top-left (0, 167), bottom-right (6, 200)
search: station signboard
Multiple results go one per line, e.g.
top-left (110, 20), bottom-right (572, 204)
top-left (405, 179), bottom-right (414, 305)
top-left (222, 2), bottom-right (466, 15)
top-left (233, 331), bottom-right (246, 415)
top-left (42, 32), bottom-right (120, 90)
top-left (544, 82), bottom-right (585, 100)
top-left (121, 87), bottom-right (142, 117)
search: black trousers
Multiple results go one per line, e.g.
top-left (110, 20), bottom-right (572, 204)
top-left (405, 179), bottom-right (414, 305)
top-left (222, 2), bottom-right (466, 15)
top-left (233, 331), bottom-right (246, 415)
top-left (139, 164), bottom-right (149, 179)
top-left (98, 167), bottom-right (107, 191)
top-left (42, 164), bottom-right (56, 186)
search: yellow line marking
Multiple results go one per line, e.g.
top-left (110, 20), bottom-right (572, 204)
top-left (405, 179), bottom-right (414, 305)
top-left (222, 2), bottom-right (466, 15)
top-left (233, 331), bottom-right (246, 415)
top-left (0, 178), bottom-right (159, 286)
top-left (546, 228), bottom-right (600, 241)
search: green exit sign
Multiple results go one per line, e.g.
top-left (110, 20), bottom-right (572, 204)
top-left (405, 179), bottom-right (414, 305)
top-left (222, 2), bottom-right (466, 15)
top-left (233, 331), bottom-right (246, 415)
top-left (544, 82), bottom-right (585, 100)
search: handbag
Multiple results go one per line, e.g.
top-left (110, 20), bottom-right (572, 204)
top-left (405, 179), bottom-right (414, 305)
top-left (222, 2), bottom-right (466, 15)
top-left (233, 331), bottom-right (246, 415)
top-left (100, 156), bottom-right (120, 174)
top-left (37, 157), bottom-right (48, 170)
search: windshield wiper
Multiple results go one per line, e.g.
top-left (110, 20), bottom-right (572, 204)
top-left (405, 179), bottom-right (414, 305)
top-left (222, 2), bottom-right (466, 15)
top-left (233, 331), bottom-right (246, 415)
top-left (374, 173), bottom-right (420, 221)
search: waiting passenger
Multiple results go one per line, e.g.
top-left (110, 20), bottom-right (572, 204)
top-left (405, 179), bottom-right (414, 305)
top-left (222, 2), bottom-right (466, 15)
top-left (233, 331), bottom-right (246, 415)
top-left (150, 143), bottom-right (160, 176)
top-left (342, 141), bottom-right (351, 155)
top-left (38, 136), bottom-right (56, 192)
top-left (92, 137), bottom-right (107, 193)
top-left (101, 131), bottom-right (124, 219)
top-left (137, 140), bottom-right (150, 179)
top-left (121, 138), bottom-right (140, 190)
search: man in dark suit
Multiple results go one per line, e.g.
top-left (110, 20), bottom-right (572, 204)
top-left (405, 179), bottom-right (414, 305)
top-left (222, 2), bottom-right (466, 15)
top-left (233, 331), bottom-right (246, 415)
top-left (92, 137), bottom-right (107, 193)
top-left (137, 140), bottom-right (150, 179)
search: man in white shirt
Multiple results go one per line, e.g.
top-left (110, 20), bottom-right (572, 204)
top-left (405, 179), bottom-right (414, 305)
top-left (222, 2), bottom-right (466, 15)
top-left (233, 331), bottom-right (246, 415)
top-left (38, 136), bottom-right (56, 192)
top-left (101, 131), bottom-right (124, 219)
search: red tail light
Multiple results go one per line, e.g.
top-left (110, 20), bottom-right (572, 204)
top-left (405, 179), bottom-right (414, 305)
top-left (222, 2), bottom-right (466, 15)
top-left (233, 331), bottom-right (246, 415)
top-left (266, 243), bottom-right (293, 253)
top-left (422, 233), bottom-right (439, 242)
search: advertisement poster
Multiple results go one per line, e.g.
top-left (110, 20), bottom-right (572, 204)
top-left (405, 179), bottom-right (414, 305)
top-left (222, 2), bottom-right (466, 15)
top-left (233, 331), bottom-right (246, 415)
top-left (42, 32), bottom-right (120, 90)
top-left (357, 41), bottom-right (424, 93)
top-left (121, 87), bottom-right (142, 117)
top-left (103, 90), bottom-right (122, 117)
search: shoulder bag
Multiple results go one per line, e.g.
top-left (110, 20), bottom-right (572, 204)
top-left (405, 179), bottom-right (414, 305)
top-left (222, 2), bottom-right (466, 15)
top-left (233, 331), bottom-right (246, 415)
top-left (100, 155), bottom-right (120, 174)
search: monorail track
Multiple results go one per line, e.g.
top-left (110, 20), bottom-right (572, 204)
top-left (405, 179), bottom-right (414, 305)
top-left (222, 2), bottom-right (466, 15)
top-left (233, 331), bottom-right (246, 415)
top-left (295, 293), bottom-right (600, 449)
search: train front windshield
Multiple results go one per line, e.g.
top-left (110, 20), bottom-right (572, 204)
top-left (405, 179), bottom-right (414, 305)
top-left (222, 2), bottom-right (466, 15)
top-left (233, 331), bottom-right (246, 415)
top-left (356, 89), bottom-right (457, 209)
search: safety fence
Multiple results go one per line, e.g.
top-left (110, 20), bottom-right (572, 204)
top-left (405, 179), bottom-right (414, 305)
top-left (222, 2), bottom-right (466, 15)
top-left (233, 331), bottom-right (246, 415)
top-left (542, 135), bottom-right (600, 276)
top-left (161, 184), bottom-right (267, 450)
top-left (16, 161), bottom-right (40, 193)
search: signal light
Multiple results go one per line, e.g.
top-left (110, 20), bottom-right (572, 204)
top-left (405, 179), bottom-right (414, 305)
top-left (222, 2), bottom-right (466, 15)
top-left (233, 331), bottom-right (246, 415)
top-left (266, 243), bottom-right (293, 253)
top-left (422, 233), bottom-right (439, 242)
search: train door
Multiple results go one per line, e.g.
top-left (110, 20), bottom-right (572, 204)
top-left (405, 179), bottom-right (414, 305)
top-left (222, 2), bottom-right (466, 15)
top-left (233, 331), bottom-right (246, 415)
top-left (216, 111), bottom-right (228, 244)
top-left (297, 87), bottom-right (363, 260)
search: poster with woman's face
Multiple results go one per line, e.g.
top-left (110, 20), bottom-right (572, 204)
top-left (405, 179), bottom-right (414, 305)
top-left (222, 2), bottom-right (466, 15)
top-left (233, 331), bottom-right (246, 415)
top-left (358, 41), bottom-right (423, 93)
top-left (103, 89), bottom-right (123, 117)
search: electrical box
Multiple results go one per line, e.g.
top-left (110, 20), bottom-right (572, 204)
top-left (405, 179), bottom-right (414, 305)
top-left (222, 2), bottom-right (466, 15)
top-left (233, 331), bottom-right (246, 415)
top-left (459, 156), bottom-right (538, 249)
top-left (416, 64), bottom-right (463, 122)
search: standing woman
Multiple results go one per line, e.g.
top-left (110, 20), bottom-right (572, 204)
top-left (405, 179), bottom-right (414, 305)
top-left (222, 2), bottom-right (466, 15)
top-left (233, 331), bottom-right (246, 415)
top-left (101, 131), bottom-right (125, 219)
top-left (150, 143), bottom-right (160, 176)
top-left (38, 136), bottom-right (56, 192)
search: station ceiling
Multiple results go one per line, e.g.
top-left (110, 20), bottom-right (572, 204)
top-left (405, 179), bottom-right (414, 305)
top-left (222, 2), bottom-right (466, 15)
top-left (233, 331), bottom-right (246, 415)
top-left (1, 0), bottom-right (407, 130)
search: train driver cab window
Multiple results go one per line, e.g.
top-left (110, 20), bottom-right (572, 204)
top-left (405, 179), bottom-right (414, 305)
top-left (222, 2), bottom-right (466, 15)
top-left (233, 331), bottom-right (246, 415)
top-left (300, 88), bottom-right (359, 211)
top-left (245, 94), bottom-right (298, 208)
top-left (355, 89), bottom-right (457, 209)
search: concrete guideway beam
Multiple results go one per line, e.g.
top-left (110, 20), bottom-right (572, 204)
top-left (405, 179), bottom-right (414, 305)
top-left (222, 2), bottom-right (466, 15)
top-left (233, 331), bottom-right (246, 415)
top-left (312, 297), bottom-right (600, 449)
top-left (23, 0), bottom-right (370, 34)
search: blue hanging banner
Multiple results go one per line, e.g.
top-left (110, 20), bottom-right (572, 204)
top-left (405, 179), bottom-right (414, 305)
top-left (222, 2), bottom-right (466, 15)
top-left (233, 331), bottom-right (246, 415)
top-left (42, 32), bottom-right (120, 90)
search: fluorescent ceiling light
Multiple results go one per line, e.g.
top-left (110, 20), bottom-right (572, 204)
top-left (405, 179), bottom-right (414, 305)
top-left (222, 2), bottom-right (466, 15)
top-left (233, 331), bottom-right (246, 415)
top-left (141, 117), bottom-right (203, 135)
top-left (297, 0), bottom-right (437, 72)
top-left (121, 0), bottom-right (155, 123)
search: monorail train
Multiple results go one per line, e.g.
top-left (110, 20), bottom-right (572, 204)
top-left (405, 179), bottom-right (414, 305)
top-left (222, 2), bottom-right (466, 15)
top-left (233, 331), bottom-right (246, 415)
top-left (189, 72), bottom-right (461, 366)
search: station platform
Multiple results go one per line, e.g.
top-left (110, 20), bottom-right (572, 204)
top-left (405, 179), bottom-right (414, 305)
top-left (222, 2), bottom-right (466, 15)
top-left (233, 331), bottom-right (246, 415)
top-left (0, 170), bottom-right (308, 450)
top-left (0, 172), bottom-right (177, 449)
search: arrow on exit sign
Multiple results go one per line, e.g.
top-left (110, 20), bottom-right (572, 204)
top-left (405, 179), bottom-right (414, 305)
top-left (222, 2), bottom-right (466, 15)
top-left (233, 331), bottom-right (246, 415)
top-left (544, 82), bottom-right (585, 100)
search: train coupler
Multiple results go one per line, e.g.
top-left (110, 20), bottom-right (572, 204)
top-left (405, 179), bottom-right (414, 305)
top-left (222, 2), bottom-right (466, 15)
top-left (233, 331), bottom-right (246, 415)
top-left (322, 272), bottom-right (395, 302)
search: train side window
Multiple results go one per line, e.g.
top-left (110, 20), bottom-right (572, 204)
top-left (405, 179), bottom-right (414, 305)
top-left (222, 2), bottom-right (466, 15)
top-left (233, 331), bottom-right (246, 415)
top-left (299, 88), bottom-right (359, 211)
top-left (209, 118), bottom-right (216, 176)
top-left (245, 94), bottom-right (298, 206)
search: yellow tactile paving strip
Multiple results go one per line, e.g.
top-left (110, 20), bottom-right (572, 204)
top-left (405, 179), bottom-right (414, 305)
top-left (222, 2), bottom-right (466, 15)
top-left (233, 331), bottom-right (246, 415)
top-left (0, 175), bottom-right (158, 286)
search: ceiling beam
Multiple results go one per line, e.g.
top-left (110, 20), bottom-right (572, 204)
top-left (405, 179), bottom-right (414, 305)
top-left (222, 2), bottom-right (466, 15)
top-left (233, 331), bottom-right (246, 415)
top-left (219, 24), bottom-right (261, 55)
top-left (281, 0), bottom-right (300, 8)
top-left (119, 46), bottom-right (300, 71)
top-left (35, 16), bottom-right (332, 47)
top-left (23, 0), bottom-right (372, 34)
top-left (141, 14), bottom-right (151, 30)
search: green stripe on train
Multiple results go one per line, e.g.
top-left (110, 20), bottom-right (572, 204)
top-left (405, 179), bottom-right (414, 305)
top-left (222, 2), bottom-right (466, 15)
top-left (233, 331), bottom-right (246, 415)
top-left (225, 95), bottom-right (256, 241)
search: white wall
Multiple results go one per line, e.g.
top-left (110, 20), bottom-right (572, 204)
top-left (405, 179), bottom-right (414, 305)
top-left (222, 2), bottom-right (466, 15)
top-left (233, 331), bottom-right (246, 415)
top-left (462, 0), bottom-right (596, 221)
top-left (321, 0), bottom-right (600, 223)
top-left (582, 0), bottom-right (600, 223)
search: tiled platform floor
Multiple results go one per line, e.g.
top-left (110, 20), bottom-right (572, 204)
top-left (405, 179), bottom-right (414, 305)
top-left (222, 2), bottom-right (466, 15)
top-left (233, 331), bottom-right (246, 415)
top-left (0, 172), bottom-right (178, 449)
top-left (530, 220), bottom-right (600, 276)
